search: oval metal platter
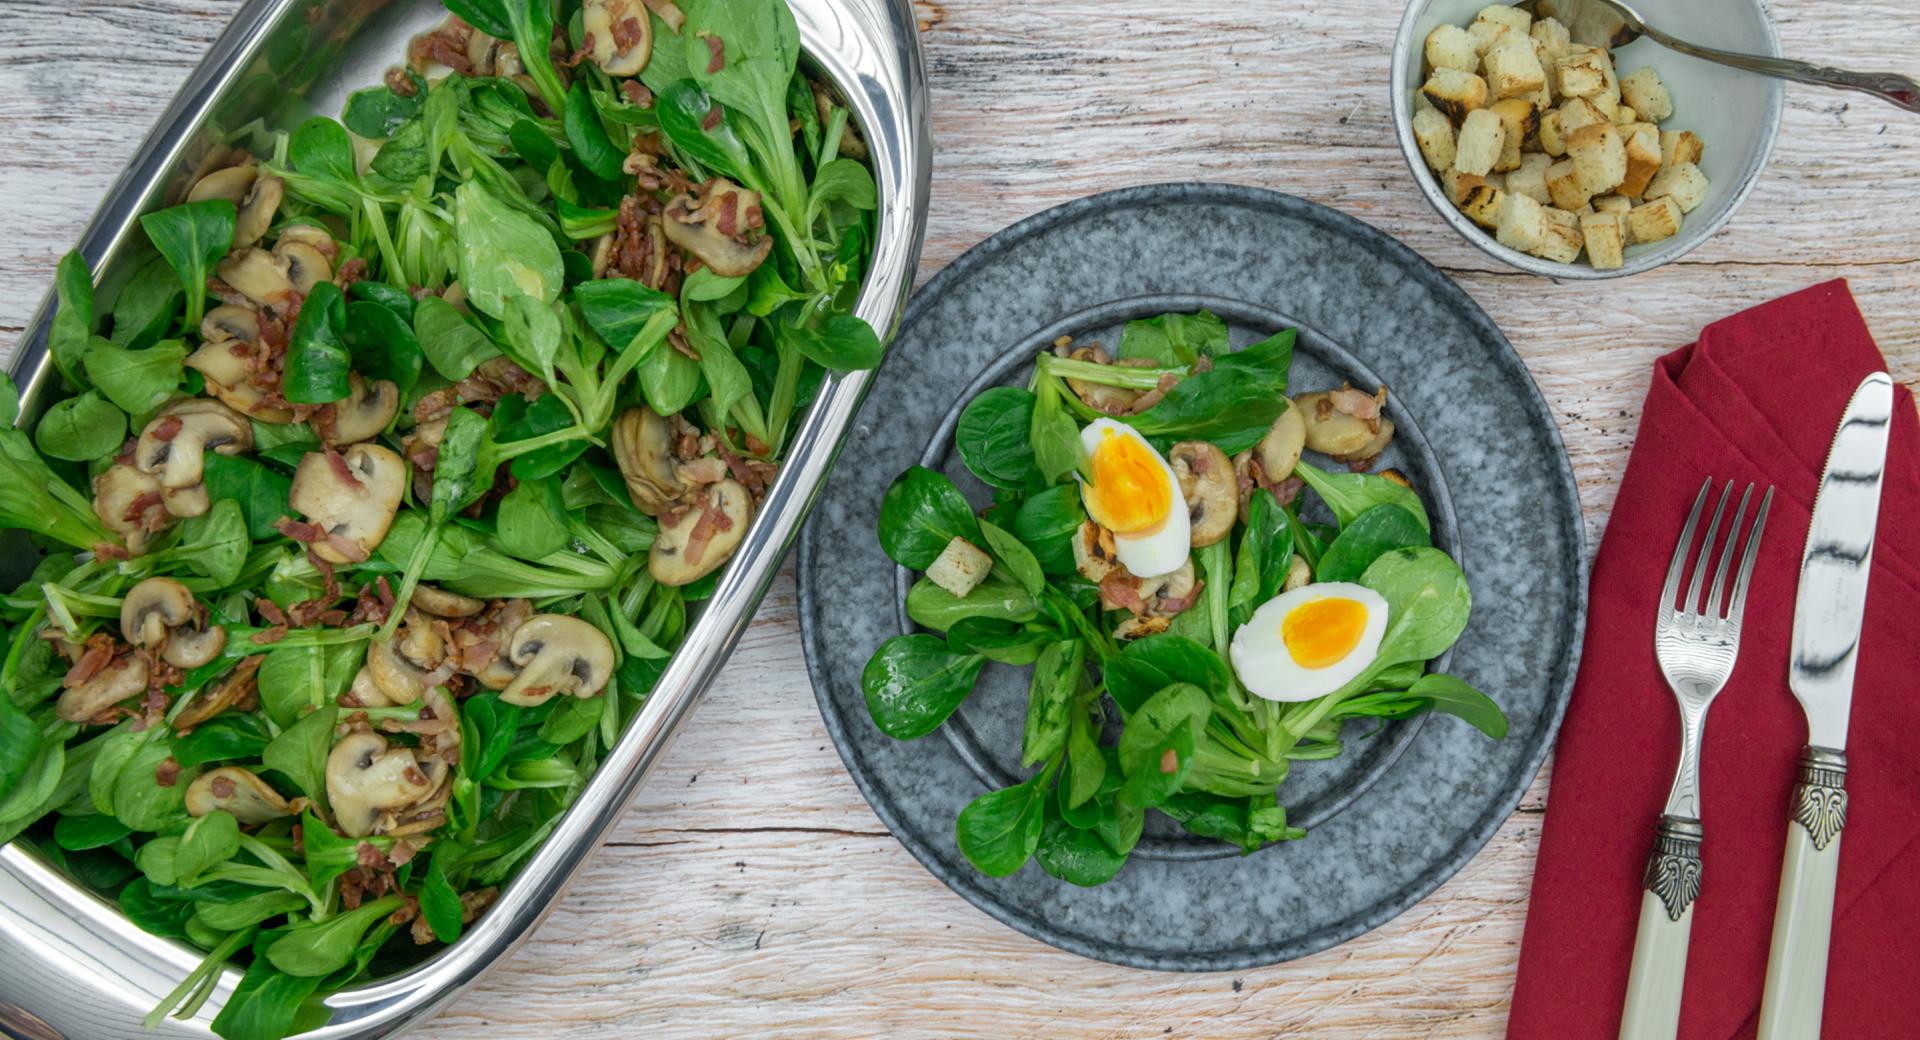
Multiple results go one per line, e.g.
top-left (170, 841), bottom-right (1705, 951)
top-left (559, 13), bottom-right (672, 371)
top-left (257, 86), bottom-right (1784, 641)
top-left (798, 183), bottom-right (1587, 971)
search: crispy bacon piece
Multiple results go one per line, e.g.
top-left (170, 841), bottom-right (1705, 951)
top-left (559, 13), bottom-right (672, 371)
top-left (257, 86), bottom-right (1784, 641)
top-left (1099, 573), bottom-right (1147, 615)
top-left (154, 757), bottom-right (182, 788)
top-left (150, 415), bottom-right (184, 442)
top-left (64, 635), bottom-right (118, 688)
top-left (333, 256), bottom-right (369, 290)
top-left (702, 33), bottom-right (724, 73)
top-left (621, 80), bottom-right (654, 107)
top-left (385, 67), bottom-right (419, 97)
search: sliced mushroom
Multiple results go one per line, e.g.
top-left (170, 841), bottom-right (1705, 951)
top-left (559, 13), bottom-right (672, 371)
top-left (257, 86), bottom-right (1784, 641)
top-left (93, 463), bottom-right (170, 556)
top-left (643, 0), bottom-right (685, 31)
top-left (274, 239), bottom-right (333, 296)
top-left (1114, 615), bottom-right (1171, 640)
top-left (584, 0), bottom-right (652, 76)
top-left (185, 341), bottom-right (296, 423)
top-left (185, 766), bottom-right (295, 824)
top-left (275, 224), bottom-right (337, 255)
top-left (411, 585), bottom-right (484, 618)
top-left (38, 626), bottom-right (85, 666)
top-left (360, 634), bottom-right (433, 706)
top-left (1169, 441), bottom-right (1235, 548)
top-left (216, 248), bottom-right (294, 309)
top-left (55, 655), bottom-right (148, 723)
top-left (1294, 389), bottom-right (1383, 457)
top-left (589, 232), bottom-right (617, 280)
top-left (120, 577), bottom-right (227, 670)
top-left (498, 615), bottom-right (616, 708)
top-left (287, 444), bottom-right (408, 564)
top-left (649, 480), bottom-right (752, 586)
top-left (164, 482), bottom-right (212, 520)
top-left (812, 79), bottom-right (869, 161)
top-left (201, 305), bottom-right (259, 345)
top-left (1332, 418), bottom-right (1396, 470)
top-left (1060, 344), bottom-right (1141, 416)
top-left (326, 732), bottom-right (439, 838)
top-left (611, 406), bottom-right (686, 516)
top-left (1253, 404), bottom-right (1307, 483)
top-left (1071, 520), bottom-right (1120, 584)
top-left (233, 176), bottom-right (285, 250)
top-left (396, 615), bottom-right (445, 671)
top-left (662, 179), bottom-right (772, 277)
top-left (134, 399), bottom-right (253, 505)
top-left (312, 374), bottom-right (399, 447)
top-left (174, 657), bottom-right (262, 730)
top-left (187, 163), bottom-right (257, 205)
top-left (466, 598), bottom-right (533, 690)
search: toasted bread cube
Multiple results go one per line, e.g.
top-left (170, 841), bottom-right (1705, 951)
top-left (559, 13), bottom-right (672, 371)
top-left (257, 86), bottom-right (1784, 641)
top-left (1591, 193), bottom-right (1632, 214)
top-left (1580, 210), bottom-right (1627, 269)
top-left (1567, 122), bottom-right (1626, 194)
top-left (1453, 109), bottom-right (1507, 176)
top-left (1468, 19), bottom-right (1510, 57)
top-left (1556, 50), bottom-right (1608, 97)
top-left (1660, 129), bottom-right (1704, 167)
top-left (1644, 160), bottom-right (1709, 213)
top-left (1424, 24), bottom-right (1479, 73)
top-left (927, 537), bottom-right (993, 599)
top-left (1558, 96), bottom-right (1607, 134)
top-left (1422, 69), bottom-right (1489, 126)
top-left (1411, 107), bottom-right (1458, 173)
top-left (1617, 122), bottom-right (1662, 196)
top-left (1458, 180), bottom-right (1505, 228)
top-left (1476, 4), bottom-right (1532, 33)
top-left (1532, 206), bottom-right (1583, 262)
top-left (1488, 97), bottom-right (1538, 171)
top-left (1506, 153), bottom-right (1553, 204)
top-left (1484, 34), bottom-right (1548, 100)
top-left (1619, 67), bottom-right (1674, 122)
top-left (1545, 158), bottom-right (1591, 211)
top-left (1626, 196), bottom-right (1683, 244)
top-left (1443, 168), bottom-right (1481, 203)
top-left (1530, 16), bottom-right (1572, 60)
top-left (1494, 192), bottom-right (1548, 251)
top-left (1538, 110), bottom-right (1568, 156)
top-left (1612, 104), bottom-right (1638, 125)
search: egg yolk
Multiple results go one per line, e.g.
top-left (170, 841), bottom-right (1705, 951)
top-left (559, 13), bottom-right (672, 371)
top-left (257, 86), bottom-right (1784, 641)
top-left (1280, 597), bottom-right (1370, 670)
top-left (1082, 429), bottom-right (1172, 534)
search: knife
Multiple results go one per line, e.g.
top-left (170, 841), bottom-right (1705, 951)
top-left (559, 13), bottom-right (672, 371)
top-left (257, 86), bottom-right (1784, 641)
top-left (1756, 371), bottom-right (1896, 1040)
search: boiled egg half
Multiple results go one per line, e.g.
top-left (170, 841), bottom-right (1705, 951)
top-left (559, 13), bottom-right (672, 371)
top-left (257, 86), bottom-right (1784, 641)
top-left (1078, 418), bottom-right (1190, 578)
top-left (1229, 582), bottom-right (1388, 701)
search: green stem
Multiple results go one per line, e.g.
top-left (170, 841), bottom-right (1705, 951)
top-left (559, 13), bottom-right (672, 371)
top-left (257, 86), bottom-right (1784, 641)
top-left (1036, 354), bottom-right (1185, 390)
top-left (142, 927), bottom-right (253, 1029)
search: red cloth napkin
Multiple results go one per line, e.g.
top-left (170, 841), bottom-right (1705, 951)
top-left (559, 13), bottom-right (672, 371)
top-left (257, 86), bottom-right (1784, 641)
top-left (1508, 280), bottom-right (1920, 1039)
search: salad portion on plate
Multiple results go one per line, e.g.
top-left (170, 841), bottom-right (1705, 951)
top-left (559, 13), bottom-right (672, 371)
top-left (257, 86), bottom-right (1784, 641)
top-left (861, 309), bottom-right (1508, 886)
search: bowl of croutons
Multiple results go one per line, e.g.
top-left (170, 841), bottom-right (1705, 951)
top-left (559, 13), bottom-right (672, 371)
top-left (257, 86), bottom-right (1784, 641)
top-left (1391, 0), bottom-right (1782, 277)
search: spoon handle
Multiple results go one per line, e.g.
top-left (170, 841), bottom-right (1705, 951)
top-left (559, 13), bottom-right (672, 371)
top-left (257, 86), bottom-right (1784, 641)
top-left (1643, 28), bottom-right (1920, 113)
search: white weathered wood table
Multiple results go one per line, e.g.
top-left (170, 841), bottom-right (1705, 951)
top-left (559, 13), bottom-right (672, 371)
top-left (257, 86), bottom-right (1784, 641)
top-left (2, 0), bottom-right (1916, 1035)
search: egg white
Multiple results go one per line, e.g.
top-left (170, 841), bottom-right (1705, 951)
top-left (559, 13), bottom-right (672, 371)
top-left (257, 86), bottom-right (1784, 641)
top-left (1078, 418), bottom-right (1191, 578)
top-left (1229, 582), bottom-right (1389, 702)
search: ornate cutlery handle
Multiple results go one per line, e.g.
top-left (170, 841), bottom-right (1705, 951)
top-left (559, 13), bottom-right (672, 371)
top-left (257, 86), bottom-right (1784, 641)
top-left (1757, 747), bottom-right (1848, 1040)
top-left (1643, 27), bottom-right (1920, 114)
top-left (1620, 814), bottom-right (1703, 1040)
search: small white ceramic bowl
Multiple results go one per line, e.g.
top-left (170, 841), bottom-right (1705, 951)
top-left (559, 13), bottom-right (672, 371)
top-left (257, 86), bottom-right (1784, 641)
top-left (1391, 0), bottom-right (1784, 278)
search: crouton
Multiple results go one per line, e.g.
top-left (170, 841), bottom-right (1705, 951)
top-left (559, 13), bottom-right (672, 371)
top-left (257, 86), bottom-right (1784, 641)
top-left (1580, 210), bottom-right (1627, 269)
top-left (1532, 206), bottom-right (1584, 263)
top-left (1443, 168), bottom-right (1482, 203)
top-left (1476, 4), bottom-right (1532, 33)
top-left (1591, 194), bottom-right (1632, 214)
top-left (1538, 110), bottom-right (1568, 156)
top-left (1459, 180), bottom-right (1505, 228)
top-left (1422, 69), bottom-right (1489, 126)
top-left (1488, 97), bottom-right (1538, 171)
top-left (1545, 158), bottom-right (1592, 211)
top-left (1612, 104), bottom-right (1638, 125)
top-left (1453, 109), bottom-right (1507, 177)
top-left (1618, 122), bottom-right (1662, 196)
top-left (1495, 192), bottom-right (1549, 251)
top-left (1619, 67), bottom-right (1674, 122)
top-left (1530, 16), bottom-right (1572, 60)
top-left (1558, 96), bottom-right (1607, 134)
top-left (1644, 160), bottom-right (1709, 213)
top-left (1626, 196), bottom-right (1683, 245)
top-left (1506, 153), bottom-right (1553, 204)
top-left (1468, 19), bottom-right (1510, 57)
top-left (1556, 50), bottom-right (1609, 97)
top-left (927, 537), bottom-right (993, 599)
top-left (1660, 129), bottom-right (1704, 167)
top-left (1411, 107), bottom-right (1458, 173)
top-left (1484, 34), bottom-right (1548, 100)
top-left (1590, 88), bottom-right (1620, 122)
top-left (1424, 24), bottom-right (1479, 74)
top-left (1567, 122), bottom-right (1627, 194)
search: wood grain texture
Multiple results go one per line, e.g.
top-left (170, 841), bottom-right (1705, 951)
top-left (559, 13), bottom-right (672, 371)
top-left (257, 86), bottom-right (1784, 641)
top-left (1, 0), bottom-right (1916, 1036)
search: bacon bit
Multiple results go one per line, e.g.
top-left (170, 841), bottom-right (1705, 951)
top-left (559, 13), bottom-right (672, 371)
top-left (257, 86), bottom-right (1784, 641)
top-left (1099, 573), bottom-right (1147, 614)
top-left (1159, 748), bottom-right (1180, 774)
top-left (323, 447), bottom-right (365, 491)
top-left (123, 490), bottom-right (166, 526)
top-left (1129, 372), bottom-right (1182, 414)
top-left (1328, 384), bottom-right (1387, 432)
top-left (274, 517), bottom-right (325, 546)
top-left (702, 33), bottom-right (724, 73)
top-left (210, 775), bottom-right (236, 799)
top-left (715, 190), bottom-right (740, 236)
top-left (700, 102), bottom-right (724, 131)
top-left (743, 433), bottom-right (770, 456)
top-left (384, 67), bottom-right (419, 97)
top-left (155, 757), bottom-right (183, 787)
top-left (251, 625), bottom-right (290, 646)
top-left (333, 256), bottom-right (369, 290)
top-left (63, 635), bottom-right (117, 688)
top-left (255, 598), bottom-right (290, 627)
top-left (621, 80), bottom-right (654, 107)
top-left (113, 439), bottom-right (139, 465)
top-left (93, 542), bottom-right (131, 562)
top-left (612, 15), bottom-right (645, 50)
top-left (151, 415), bottom-right (184, 442)
top-left (1186, 450), bottom-right (1213, 475)
top-left (325, 533), bottom-right (371, 563)
top-left (408, 29), bottom-right (475, 76)
top-left (1270, 475), bottom-right (1305, 507)
top-left (357, 842), bottom-right (391, 870)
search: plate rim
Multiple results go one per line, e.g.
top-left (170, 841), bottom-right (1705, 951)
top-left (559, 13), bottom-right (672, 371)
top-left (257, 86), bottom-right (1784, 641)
top-left (798, 181), bottom-right (1589, 971)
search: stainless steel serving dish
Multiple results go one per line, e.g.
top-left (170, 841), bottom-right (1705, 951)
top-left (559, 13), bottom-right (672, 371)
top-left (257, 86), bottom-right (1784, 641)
top-left (0, 0), bottom-right (929, 1035)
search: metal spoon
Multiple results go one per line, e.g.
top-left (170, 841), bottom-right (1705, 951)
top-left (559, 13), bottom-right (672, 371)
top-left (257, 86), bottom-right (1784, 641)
top-left (1521, 0), bottom-right (1920, 113)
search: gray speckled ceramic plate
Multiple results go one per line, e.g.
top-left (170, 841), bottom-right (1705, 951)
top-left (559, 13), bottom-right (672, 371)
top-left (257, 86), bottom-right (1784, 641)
top-left (797, 184), bottom-right (1586, 971)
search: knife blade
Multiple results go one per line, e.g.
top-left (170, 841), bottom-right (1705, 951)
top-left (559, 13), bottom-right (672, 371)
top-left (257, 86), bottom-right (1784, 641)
top-left (1788, 371), bottom-right (1895, 748)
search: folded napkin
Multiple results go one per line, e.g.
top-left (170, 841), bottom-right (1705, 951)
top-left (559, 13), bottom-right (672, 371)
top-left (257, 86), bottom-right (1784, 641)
top-left (1508, 280), bottom-right (1920, 1039)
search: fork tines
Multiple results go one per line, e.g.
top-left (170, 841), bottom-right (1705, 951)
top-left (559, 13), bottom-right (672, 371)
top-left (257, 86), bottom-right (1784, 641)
top-left (1663, 477), bottom-right (1776, 624)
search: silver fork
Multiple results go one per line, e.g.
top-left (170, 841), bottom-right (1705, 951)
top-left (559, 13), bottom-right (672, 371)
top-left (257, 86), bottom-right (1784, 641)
top-left (1619, 478), bottom-right (1775, 1040)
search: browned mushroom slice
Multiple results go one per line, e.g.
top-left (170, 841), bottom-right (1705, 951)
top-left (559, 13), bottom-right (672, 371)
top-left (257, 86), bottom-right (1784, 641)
top-left (275, 239), bottom-right (334, 296)
top-left (184, 341), bottom-right (296, 423)
top-left (312, 374), bottom-right (400, 447)
top-left (1294, 387), bottom-right (1388, 457)
top-left (1061, 345), bottom-right (1142, 416)
top-left (186, 766), bottom-right (295, 824)
top-left (326, 732), bottom-right (439, 838)
top-left (584, 0), bottom-right (652, 76)
top-left (649, 480), bottom-right (752, 586)
top-left (1169, 441), bottom-right (1235, 548)
top-left (611, 406), bottom-right (686, 516)
top-left (641, 0), bottom-right (685, 31)
top-left (216, 248), bottom-right (295, 309)
top-left (56, 655), bottom-right (149, 723)
top-left (200, 305), bottom-right (259, 345)
top-left (498, 615), bottom-right (616, 708)
top-left (287, 445), bottom-right (408, 564)
top-left (92, 463), bottom-right (170, 556)
top-left (662, 179), bottom-right (773, 277)
top-left (233, 176), bottom-right (285, 250)
top-left (120, 577), bottom-right (227, 669)
top-left (410, 584), bottom-right (485, 618)
top-left (174, 657), bottom-right (262, 730)
top-left (187, 163), bottom-right (257, 205)
top-left (1253, 404), bottom-right (1307, 482)
top-left (134, 400), bottom-right (254, 519)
